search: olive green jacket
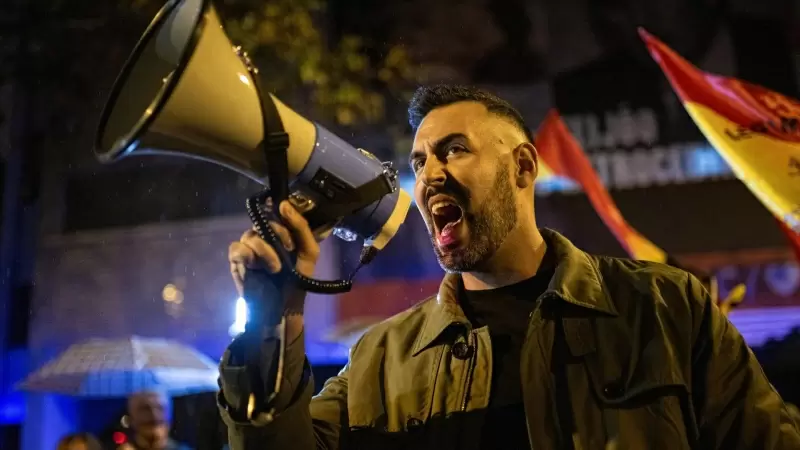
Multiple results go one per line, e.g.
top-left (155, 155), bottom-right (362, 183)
top-left (218, 229), bottom-right (800, 449)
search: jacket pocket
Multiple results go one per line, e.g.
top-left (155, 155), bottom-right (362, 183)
top-left (347, 344), bottom-right (441, 432)
top-left (583, 360), bottom-right (694, 450)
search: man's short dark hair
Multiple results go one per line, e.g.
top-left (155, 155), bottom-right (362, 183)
top-left (407, 85), bottom-right (534, 143)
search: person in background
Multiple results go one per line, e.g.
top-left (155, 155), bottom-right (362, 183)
top-left (56, 432), bottom-right (103, 450)
top-left (127, 391), bottom-right (191, 450)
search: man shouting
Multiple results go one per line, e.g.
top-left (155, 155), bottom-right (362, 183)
top-left (220, 85), bottom-right (800, 449)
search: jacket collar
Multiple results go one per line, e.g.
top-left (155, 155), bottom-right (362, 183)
top-left (411, 228), bottom-right (617, 356)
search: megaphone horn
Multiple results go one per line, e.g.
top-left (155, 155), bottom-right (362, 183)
top-left (95, 0), bottom-right (412, 294)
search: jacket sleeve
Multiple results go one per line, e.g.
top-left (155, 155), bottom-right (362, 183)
top-left (217, 330), bottom-right (352, 450)
top-left (688, 274), bottom-right (800, 448)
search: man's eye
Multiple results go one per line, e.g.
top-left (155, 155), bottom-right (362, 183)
top-left (411, 158), bottom-right (425, 172)
top-left (446, 145), bottom-right (466, 156)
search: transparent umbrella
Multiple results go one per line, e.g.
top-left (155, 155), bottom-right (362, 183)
top-left (17, 336), bottom-right (219, 398)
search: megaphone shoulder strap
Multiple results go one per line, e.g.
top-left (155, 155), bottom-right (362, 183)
top-left (252, 79), bottom-right (291, 204)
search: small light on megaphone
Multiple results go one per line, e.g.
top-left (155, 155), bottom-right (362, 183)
top-left (333, 228), bottom-right (359, 242)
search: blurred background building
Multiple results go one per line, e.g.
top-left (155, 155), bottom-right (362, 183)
top-left (0, 0), bottom-right (798, 448)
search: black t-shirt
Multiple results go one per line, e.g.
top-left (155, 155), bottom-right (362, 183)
top-left (460, 257), bottom-right (555, 449)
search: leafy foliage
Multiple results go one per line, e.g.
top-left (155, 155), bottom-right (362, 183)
top-left (220, 0), bottom-right (416, 125)
top-left (2, 0), bottom-right (416, 128)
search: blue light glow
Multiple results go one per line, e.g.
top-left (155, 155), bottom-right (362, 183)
top-left (535, 175), bottom-right (581, 195)
top-left (0, 392), bottom-right (24, 425)
top-left (0, 349), bottom-right (28, 425)
top-left (399, 175), bottom-right (416, 206)
top-left (531, 143), bottom-right (733, 195)
top-left (229, 297), bottom-right (248, 337)
top-left (683, 144), bottom-right (733, 179)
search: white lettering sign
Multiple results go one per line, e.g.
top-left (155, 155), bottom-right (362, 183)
top-left (564, 106), bottom-right (660, 149)
top-left (536, 107), bottom-right (734, 196)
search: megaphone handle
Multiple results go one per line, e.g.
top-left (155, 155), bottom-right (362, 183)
top-left (242, 268), bottom-right (288, 333)
top-left (222, 268), bottom-right (286, 422)
top-left (246, 192), bottom-right (354, 294)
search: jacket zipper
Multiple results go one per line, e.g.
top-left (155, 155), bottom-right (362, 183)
top-left (460, 330), bottom-right (477, 412)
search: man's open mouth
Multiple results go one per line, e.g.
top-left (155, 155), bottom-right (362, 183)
top-left (429, 199), bottom-right (464, 236)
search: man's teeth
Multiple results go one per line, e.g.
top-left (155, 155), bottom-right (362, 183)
top-left (431, 202), bottom-right (457, 215)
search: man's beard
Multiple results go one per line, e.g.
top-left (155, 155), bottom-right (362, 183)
top-left (430, 166), bottom-right (517, 272)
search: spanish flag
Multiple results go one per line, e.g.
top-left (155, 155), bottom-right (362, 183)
top-left (535, 109), bottom-right (668, 263)
top-left (639, 28), bottom-right (800, 261)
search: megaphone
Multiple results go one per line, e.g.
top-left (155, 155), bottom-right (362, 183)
top-left (95, 0), bottom-right (412, 295)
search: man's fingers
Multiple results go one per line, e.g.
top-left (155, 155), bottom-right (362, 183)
top-left (230, 262), bottom-right (245, 295)
top-left (268, 221), bottom-right (295, 251)
top-left (279, 201), bottom-right (319, 260)
top-left (229, 238), bottom-right (281, 274)
top-left (314, 225), bottom-right (335, 242)
top-left (229, 240), bottom-right (255, 268)
top-left (239, 228), bottom-right (258, 245)
top-left (241, 234), bottom-right (283, 273)
top-left (228, 200), bottom-right (321, 285)
top-left (242, 224), bottom-right (294, 252)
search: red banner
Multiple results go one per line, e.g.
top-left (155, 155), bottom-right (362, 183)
top-left (640, 28), bottom-right (800, 262)
top-left (536, 110), bottom-right (667, 263)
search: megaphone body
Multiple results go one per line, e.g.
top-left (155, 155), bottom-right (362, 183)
top-left (95, 0), bottom-right (411, 253)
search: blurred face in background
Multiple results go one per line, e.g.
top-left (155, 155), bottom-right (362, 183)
top-left (128, 392), bottom-right (170, 450)
top-left (56, 433), bottom-right (102, 450)
top-left (61, 441), bottom-right (89, 450)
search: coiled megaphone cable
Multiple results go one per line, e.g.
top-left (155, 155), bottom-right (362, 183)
top-left (246, 192), bottom-right (375, 294)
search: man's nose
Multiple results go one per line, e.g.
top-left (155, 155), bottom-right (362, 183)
top-left (420, 157), bottom-right (446, 187)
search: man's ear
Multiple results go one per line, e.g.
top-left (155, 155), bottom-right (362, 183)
top-left (513, 142), bottom-right (538, 188)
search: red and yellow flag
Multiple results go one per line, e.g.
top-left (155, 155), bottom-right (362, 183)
top-left (535, 109), bottom-right (668, 263)
top-left (639, 28), bottom-right (800, 260)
